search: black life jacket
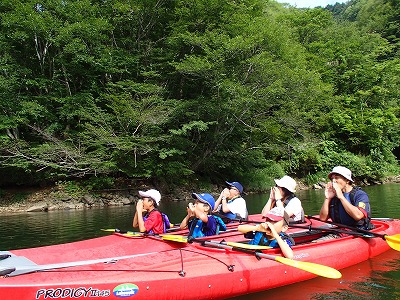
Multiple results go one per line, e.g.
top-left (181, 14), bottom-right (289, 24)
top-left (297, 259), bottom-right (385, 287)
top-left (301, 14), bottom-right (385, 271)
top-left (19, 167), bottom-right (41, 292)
top-left (330, 186), bottom-right (374, 230)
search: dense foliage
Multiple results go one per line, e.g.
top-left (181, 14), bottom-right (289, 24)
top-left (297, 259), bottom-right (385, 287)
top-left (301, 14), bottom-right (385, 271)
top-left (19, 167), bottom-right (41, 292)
top-left (0, 0), bottom-right (399, 191)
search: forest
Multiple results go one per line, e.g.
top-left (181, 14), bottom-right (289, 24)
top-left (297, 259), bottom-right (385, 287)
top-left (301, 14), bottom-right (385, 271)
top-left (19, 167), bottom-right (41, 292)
top-left (0, 0), bottom-right (399, 192)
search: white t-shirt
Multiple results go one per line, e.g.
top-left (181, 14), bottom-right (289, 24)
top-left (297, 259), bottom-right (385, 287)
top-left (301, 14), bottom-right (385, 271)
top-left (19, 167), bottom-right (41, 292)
top-left (227, 197), bottom-right (248, 219)
top-left (284, 197), bottom-right (303, 222)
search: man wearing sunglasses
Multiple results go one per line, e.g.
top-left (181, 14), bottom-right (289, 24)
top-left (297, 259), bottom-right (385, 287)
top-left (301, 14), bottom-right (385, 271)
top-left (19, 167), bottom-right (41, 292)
top-left (213, 181), bottom-right (248, 221)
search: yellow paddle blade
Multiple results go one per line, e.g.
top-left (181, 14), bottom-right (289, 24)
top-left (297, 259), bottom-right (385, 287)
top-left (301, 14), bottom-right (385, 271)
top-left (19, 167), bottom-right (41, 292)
top-left (385, 234), bottom-right (400, 251)
top-left (161, 234), bottom-right (188, 243)
top-left (275, 256), bottom-right (342, 279)
top-left (101, 229), bottom-right (118, 232)
top-left (225, 241), bottom-right (271, 250)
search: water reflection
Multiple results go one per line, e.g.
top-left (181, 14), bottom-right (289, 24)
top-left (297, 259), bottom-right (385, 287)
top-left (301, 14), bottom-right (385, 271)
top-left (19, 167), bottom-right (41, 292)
top-left (229, 249), bottom-right (400, 300)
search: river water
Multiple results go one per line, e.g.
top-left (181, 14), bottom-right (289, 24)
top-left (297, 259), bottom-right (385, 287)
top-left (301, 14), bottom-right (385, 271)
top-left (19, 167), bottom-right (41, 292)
top-left (1, 184), bottom-right (399, 299)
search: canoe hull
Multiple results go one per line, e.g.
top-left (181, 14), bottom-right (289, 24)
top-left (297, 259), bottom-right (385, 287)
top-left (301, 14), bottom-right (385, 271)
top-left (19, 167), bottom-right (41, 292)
top-left (1, 216), bottom-right (399, 300)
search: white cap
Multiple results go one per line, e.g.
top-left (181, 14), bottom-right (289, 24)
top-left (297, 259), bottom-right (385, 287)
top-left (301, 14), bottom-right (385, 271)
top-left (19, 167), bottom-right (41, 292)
top-left (274, 175), bottom-right (297, 193)
top-left (264, 207), bottom-right (289, 224)
top-left (328, 166), bottom-right (353, 182)
top-left (139, 189), bottom-right (161, 206)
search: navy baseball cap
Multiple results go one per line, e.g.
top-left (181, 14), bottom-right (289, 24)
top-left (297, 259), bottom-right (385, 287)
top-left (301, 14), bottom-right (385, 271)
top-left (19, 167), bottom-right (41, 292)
top-left (225, 181), bottom-right (243, 193)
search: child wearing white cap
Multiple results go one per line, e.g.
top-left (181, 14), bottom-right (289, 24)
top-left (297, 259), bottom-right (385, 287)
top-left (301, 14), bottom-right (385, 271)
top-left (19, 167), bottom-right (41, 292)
top-left (320, 166), bottom-right (373, 230)
top-left (261, 175), bottom-right (304, 224)
top-left (133, 189), bottom-right (165, 234)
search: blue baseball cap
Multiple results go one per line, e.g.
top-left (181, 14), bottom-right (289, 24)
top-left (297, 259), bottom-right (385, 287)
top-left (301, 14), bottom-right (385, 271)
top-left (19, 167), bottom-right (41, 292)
top-left (192, 193), bottom-right (215, 209)
top-left (226, 181), bottom-right (243, 194)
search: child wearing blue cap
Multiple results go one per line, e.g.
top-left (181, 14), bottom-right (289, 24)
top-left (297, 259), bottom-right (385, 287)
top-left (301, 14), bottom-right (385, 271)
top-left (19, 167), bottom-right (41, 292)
top-left (180, 193), bottom-right (226, 238)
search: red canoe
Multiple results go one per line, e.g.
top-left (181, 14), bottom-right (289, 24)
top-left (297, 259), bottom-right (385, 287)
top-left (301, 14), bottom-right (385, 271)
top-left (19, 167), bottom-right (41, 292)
top-left (0, 215), bottom-right (399, 300)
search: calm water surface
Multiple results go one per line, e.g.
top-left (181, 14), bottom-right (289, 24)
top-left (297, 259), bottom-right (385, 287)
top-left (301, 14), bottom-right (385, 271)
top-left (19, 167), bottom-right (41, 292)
top-left (1, 184), bottom-right (399, 299)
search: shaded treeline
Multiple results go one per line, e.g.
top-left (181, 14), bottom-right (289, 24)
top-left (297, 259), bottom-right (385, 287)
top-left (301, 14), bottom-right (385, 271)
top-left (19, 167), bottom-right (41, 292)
top-left (0, 0), bottom-right (399, 191)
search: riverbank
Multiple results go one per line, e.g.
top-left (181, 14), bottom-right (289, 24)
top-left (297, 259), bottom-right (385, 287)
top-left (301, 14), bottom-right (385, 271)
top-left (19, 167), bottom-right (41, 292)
top-left (1, 175), bottom-right (400, 214)
top-left (0, 180), bottom-right (204, 214)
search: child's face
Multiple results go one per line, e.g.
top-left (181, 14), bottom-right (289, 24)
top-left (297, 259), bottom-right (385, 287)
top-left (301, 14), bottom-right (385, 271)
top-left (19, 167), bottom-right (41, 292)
top-left (262, 219), bottom-right (287, 237)
top-left (141, 197), bottom-right (153, 210)
top-left (195, 200), bottom-right (210, 213)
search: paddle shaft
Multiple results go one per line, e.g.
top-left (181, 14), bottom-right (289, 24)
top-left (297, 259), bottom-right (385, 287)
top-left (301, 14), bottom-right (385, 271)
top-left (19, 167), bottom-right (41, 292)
top-left (289, 224), bottom-right (372, 237)
top-left (305, 215), bottom-right (386, 238)
top-left (201, 241), bottom-right (341, 279)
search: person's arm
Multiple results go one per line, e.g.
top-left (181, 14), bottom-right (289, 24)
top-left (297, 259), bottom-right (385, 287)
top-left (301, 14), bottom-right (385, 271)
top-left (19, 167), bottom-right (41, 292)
top-left (320, 182), bottom-right (334, 221)
top-left (194, 206), bottom-right (209, 222)
top-left (319, 199), bottom-right (331, 221)
top-left (221, 196), bottom-right (231, 213)
top-left (333, 185), bottom-right (365, 221)
top-left (133, 211), bottom-right (139, 228)
top-left (213, 188), bottom-right (230, 212)
top-left (265, 222), bottom-right (293, 259)
top-left (213, 196), bottom-right (222, 212)
top-left (238, 224), bottom-right (262, 233)
top-left (180, 214), bottom-right (191, 229)
top-left (135, 200), bottom-right (147, 232)
top-left (261, 188), bottom-right (275, 216)
top-left (180, 204), bottom-right (195, 229)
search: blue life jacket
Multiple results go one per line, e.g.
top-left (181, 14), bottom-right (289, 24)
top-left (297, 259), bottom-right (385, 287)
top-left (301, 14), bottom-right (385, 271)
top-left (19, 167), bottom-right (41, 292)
top-left (247, 231), bottom-right (295, 248)
top-left (219, 211), bottom-right (238, 220)
top-left (188, 215), bottom-right (227, 238)
top-left (217, 196), bottom-right (248, 221)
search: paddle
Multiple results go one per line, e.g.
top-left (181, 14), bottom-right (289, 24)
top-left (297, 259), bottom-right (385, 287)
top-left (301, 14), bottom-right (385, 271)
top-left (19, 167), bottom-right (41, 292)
top-left (288, 224), bottom-right (374, 237)
top-left (200, 240), bottom-right (342, 279)
top-left (161, 234), bottom-right (271, 250)
top-left (101, 228), bottom-right (142, 236)
top-left (161, 234), bottom-right (341, 278)
top-left (0, 251), bottom-right (159, 277)
top-left (305, 215), bottom-right (400, 251)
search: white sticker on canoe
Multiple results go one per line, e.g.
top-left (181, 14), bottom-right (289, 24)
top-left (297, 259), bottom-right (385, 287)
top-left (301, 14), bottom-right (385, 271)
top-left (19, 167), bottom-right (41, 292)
top-left (35, 287), bottom-right (111, 299)
top-left (113, 283), bottom-right (139, 298)
top-left (293, 253), bottom-right (310, 260)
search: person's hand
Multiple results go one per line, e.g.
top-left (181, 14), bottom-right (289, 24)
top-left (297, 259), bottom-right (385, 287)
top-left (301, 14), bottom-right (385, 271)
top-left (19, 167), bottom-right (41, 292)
top-left (265, 222), bottom-right (278, 236)
top-left (257, 222), bottom-right (270, 233)
top-left (273, 186), bottom-right (283, 200)
top-left (324, 182), bottom-right (336, 199)
top-left (331, 180), bottom-right (344, 199)
top-left (136, 199), bottom-right (144, 213)
top-left (269, 188), bottom-right (275, 201)
top-left (188, 202), bottom-right (195, 212)
top-left (221, 188), bottom-right (230, 198)
top-left (256, 223), bottom-right (267, 232)
top-left (187, 203), bottom-right (195, 216)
